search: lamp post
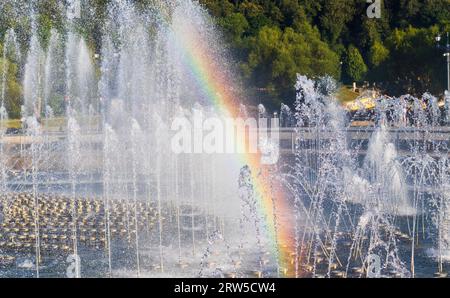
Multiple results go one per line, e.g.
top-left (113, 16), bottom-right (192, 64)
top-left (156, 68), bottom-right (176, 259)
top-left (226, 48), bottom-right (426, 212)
top-left (436, 32), bottom-right (450, 92)
top-left (436, 33), bottom-right (450, 124)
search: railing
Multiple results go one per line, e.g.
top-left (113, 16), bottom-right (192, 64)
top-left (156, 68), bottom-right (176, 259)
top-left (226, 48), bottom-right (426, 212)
top-left (1, 126), bottom-right (449, 157)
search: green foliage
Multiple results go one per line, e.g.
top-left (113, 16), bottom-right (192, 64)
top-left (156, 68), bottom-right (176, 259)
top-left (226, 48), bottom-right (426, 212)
top-left (0, 57), bottom-right (22, 119)
top-left (345, 45), bottom-right (367, 82)
top-left (380, 25), bottom-right (443, 95)
top-left (218, 13), bottom-right (249, 47)
top-left (0, 0), bottom-right (448, 116)
top-left (200, 0), bottom-right (449, 105)
top-left (319, 0), bottom-right (356, 45)
top-left (242, 23), bottom-right (339, 106)
top-left (369, 41), bottom-right (389, 67)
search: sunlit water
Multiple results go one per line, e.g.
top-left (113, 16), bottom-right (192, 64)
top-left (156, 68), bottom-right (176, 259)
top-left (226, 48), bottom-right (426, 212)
top-left (0, 0), bottom-right (449, 278)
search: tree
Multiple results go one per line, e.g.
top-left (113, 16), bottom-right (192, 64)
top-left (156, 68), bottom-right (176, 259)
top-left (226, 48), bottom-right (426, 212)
top-left (0, 57), bottom-right (22, 119)
top-left (345, 45), bottom-right (367, 82)
top-left (199, 0), bottom-right (234, 18)
top-left (369, 41), bottom-right (389, 67)
top-left (1, 0), bottom-right (448, 115)
top-left (381, 26), bottom-right (443, 95)
top-left (298, 0), bottom-right (322, 22)
top-left (243, 22), bottom-right (340, 106)
top-left (420, 0), bottom-right (450, 27)
top-left (238, 1), bottom-right (273, 34)
top-left (319, 0), bottom-right (356, 45)
top-left (218, 13), bottom-right (249, 46)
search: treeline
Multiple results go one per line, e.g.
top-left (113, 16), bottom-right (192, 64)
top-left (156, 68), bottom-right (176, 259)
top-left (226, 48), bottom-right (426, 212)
top-left (200, 0), bottom-right (450, 106)
top-left (0, 0), bottom-right (449, 117)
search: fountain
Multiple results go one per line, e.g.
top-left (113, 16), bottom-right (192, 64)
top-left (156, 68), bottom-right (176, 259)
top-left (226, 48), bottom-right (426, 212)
top-left (0, 0), bottom-right (449, 278)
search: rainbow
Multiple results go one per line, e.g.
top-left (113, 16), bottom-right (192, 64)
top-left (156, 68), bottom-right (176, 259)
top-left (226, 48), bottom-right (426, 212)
top-left (168, 7), bottom-right (297, 276)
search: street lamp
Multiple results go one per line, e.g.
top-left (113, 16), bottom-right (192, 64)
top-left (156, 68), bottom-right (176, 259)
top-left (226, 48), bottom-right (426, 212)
top-left (436, 32), bottom-right (450, 124)
top-left (436, 32), bottom-right (450, 92)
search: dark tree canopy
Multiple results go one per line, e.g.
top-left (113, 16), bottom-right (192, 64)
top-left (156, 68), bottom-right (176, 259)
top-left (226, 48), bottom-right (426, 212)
top-left (201, 0), bottom-right (450, 106)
